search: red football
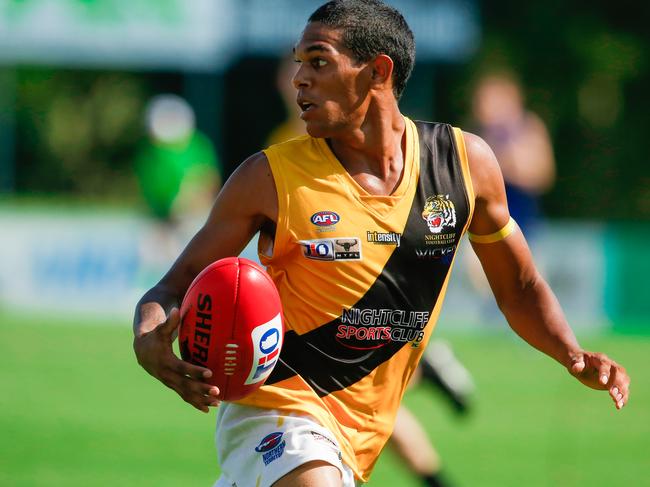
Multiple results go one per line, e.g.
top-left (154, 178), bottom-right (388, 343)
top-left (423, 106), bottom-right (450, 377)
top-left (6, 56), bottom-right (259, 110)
top-left (179, 257), bottom-right (284, 401)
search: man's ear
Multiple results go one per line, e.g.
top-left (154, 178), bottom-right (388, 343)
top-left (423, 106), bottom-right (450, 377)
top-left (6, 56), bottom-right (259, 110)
top-left (370, 54), bottom-right (394, 90)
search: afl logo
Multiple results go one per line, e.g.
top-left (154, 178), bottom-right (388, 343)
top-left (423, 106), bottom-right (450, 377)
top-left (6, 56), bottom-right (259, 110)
top-left (255, 432), bottom-right (284, 452)
top-left (311, 211), bottom-right (340, 227)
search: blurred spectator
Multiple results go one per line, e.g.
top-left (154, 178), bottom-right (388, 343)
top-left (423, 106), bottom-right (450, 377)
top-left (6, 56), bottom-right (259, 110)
top-left (135, 94), bottom-right (222, 223)
top-left (460, 72), bottom-right (557, 317)
top-left (135, 94), bottom-right (222, 285)
top-left (471, 72), bottom-right (555, 237)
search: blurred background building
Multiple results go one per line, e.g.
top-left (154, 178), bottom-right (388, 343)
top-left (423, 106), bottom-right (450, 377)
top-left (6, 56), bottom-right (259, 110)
top-left (1, 2), bottom-right (648, 487)
top-left (0, 0), bottom-right (648, 328)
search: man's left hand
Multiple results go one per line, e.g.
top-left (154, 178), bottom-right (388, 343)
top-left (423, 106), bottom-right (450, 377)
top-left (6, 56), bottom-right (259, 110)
top-left (569, 351), bottom-right (630, 410)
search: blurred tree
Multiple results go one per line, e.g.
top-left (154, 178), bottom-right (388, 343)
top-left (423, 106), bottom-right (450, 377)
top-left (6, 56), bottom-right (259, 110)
top-left (435, 0), bottom-right (650, 220)
top-left (9, 0), bottom-right (650, 220)
top-left (15, 69), bottom-right (147, 200)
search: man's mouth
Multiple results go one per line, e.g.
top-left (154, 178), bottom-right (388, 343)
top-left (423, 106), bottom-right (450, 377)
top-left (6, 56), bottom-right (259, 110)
top-left (297, 98), bottom-right (316, 113)
top-left (299, 102), bottom-right (315, 112)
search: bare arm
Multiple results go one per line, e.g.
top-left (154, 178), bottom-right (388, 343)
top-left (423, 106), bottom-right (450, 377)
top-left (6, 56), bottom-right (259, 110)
top-left (464, 131), bottom-right (630, 409)
top-left (133, 151), bottom-right (278, 412)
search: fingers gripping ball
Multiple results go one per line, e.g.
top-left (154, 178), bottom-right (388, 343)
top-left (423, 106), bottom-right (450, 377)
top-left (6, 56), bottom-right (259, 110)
top-left (179, 257), bottom-right (284, 401)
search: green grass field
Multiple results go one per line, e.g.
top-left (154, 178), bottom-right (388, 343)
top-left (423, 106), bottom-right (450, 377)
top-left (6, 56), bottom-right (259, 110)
top-left (1, 314), bottom-right (648, 487)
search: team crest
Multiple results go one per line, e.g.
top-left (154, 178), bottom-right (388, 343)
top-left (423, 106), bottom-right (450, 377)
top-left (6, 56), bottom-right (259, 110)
top-left (422, 195), bottom-right (456, 234)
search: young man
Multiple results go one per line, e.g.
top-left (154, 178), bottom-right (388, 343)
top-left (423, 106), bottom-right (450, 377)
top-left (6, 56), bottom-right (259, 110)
top-left (133, 2), bottom-right (630, 486)
top-left (268, 53), bottom-right (471, 487)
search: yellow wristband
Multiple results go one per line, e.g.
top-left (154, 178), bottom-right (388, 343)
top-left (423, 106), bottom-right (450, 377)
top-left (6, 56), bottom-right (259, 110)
top-left (468, 217), bottom-right (517, 244)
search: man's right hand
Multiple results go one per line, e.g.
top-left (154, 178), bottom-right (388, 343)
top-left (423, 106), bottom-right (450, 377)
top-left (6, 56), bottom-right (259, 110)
top-left (133, 307), bottom-right (221, 413)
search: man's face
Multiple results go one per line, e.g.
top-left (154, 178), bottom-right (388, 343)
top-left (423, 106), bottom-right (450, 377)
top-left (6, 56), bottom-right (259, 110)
top-left (292, 22), bottom-right (372, 138)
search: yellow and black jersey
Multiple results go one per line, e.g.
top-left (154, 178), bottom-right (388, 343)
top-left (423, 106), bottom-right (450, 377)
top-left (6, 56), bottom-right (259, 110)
top-left (236, 117), bottom-right (474, 482)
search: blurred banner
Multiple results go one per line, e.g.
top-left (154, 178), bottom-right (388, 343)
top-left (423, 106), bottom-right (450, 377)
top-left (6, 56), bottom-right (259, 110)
top-left (240, 0), bottom-right (479, 61)
top-left (441, 224), bottom-right (609, 330)
top-left (0, 0), bottom-right (478, 70)
top-left (0, 204), bottom-right (254, 320)
top-left (0, 0), bottom-right (237, 70)
top-left (1, 204), bottom-right (647, 330)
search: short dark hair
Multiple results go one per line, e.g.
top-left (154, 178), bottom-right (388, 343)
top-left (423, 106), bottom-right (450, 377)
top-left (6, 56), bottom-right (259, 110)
top-left (308, 0), bottom-right (415, 99)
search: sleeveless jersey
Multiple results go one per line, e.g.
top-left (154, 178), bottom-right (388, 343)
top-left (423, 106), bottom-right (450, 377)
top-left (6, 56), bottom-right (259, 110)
top-left (237, 118), bottom-right (474, 481)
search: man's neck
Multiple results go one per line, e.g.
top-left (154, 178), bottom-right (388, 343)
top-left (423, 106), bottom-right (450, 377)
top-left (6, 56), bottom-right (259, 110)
top-left (328, 102), bottom-right (407, 196)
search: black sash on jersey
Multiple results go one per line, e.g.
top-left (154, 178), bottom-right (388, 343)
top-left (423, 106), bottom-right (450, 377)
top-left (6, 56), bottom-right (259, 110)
top-left (267, 122), bottom-right (471, 396)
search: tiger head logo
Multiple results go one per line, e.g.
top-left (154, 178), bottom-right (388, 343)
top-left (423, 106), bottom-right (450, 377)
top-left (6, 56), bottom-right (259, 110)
top-left (422, 195), bottom-right (456, 234)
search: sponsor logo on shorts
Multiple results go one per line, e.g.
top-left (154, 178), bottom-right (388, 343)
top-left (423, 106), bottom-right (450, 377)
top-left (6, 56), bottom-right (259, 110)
top-left (255, 432), bottom-right (284, 452)
top-left (310, 431), bottom-right (338, 449)
top-left (300, 237), bottom-right (361, 261)
top-left (244, 314), bottom-right (283, 385)
top-left (366, 231), bottom-right (401, 247)
top-left (255, 432), bottom-right (286, 465)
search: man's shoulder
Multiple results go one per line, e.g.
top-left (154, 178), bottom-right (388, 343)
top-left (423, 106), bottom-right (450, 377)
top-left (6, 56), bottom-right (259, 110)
top-left (220, 151), bottom-right (278, 222)
top-left (264, 134), bottom-right (313, 153)
top-left (225, 151), bottom-right (274, 190)
top-left (237, 150), bottom-right (267, 167)
top-left (264, 135), bottom-right (324, 171)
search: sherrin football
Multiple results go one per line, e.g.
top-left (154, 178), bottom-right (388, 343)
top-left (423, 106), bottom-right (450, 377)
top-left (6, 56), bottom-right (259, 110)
top-left (179, 257), bottom-right (284, 401)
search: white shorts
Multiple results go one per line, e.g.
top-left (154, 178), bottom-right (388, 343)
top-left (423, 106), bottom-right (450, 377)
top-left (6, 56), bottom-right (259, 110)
top-left (213, 403), bottom-right (357, 487)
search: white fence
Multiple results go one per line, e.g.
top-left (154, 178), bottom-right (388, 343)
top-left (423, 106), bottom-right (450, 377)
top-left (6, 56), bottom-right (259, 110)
top-left (0, 207), bottom-right (606, 327)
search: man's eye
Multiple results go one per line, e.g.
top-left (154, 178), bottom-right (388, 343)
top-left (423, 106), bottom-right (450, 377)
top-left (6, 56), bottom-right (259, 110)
top-left (312, 59), bottom-right (327, 68)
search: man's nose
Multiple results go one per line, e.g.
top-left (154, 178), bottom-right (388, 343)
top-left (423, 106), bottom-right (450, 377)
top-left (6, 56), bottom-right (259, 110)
top-left (293, 65), bottom-right (310, 89)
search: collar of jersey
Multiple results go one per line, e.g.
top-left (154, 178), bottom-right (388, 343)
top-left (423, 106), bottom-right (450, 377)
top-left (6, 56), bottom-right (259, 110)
top-left (314, 116), bottom-right (419, 219)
